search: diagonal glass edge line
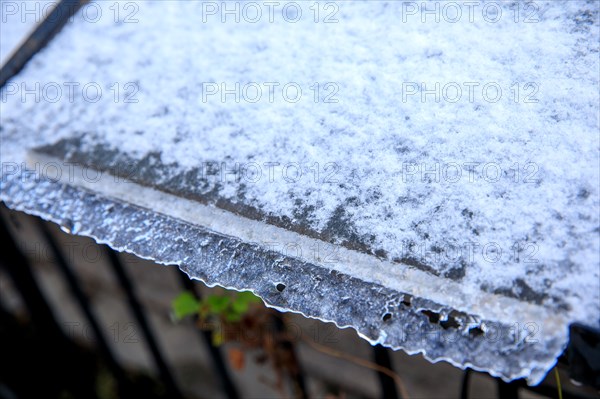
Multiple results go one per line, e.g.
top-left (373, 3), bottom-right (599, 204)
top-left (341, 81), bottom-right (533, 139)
top-left (26, 148), bottom-right (567, 331)
top-left (0, 0), bottom-right (86, 88)
top-left (28, 137), bottom-right (572, 312)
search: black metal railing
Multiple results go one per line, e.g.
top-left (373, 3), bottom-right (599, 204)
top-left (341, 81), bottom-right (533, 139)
top-left (1, 204), bottom-right (598, 399)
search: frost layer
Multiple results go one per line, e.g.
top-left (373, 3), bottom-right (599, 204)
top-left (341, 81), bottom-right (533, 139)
top-left (1, 0), bottom-right (599, 384)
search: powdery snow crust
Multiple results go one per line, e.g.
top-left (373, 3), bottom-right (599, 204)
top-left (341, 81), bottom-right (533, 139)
top-left (1, 0), bottom-right (599, 384)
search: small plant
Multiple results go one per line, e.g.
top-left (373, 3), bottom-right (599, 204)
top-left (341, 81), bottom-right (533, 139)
top-left (171, 288), bottom-right (405, 398)
top-left (172, 289), bottom-right (262, 345)
top-left (171, 288), bottom-right (307, 396)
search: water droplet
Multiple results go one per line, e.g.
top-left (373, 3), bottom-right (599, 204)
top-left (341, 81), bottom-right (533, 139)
top-left (60, 219), bottom-right (73, 234)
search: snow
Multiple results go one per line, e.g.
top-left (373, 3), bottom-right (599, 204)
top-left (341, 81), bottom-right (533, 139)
top-left (1, 0), bottom-right (599, 384)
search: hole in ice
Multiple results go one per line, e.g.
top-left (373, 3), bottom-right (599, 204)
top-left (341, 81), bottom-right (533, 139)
top-left (440, 314), bottom-right (462, 330)
top-left (421, 310), bottom-right (440, 324)
top-left (420, 309), bottom-right (463, 330)
top-left (401, 295), bottom-right (412, 307)
top-left (276, 283), bottom-right (286, 292)
top-left (469, 326), bottom-right (485, 337)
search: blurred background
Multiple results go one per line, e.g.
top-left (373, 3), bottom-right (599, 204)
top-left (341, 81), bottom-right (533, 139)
top-left (0, 204), bottom-right (596, 399)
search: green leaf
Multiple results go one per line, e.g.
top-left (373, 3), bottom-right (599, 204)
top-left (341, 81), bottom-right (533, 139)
top-left (237, 291), bottom-right (261, 303)
top-left (231, 297), bottom-right (249, 314)
top-left (172, 292), bottom-right (200, 320)
top-left (225, 311), bottom-right (242, 322)
top-left (207, 295), bottom-right (231, 313)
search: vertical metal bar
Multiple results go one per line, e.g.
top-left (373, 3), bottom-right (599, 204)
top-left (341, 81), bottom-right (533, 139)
top-left (0, 0), bottom-right (86, 88)
top-left (272, 314), bottom-right (309, 399)
top-left (460, 368), bottom-right (471, 399)
top-left (175, 269), bottom-right (240, 399)
top-left (104, 246), bottom-right (184, 399)
top-left (0, 213), bottom-right (60, 336)
top-left (461, 368), bottom-right (471, 399)
top-left (497, 378), bottom-right (519, 399)
top-left (0, 208), bottom-right (94, 398)
top-left (373, 344), bottom-right (400, 399)
top-left (35, 219), bottom-right (132, 395)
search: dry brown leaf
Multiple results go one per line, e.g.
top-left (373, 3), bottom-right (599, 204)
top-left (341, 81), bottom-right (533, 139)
top-left (228, 347), bottom-right (245, 371)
